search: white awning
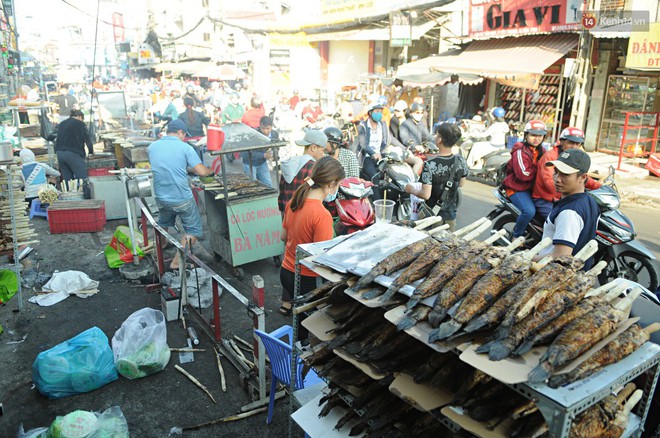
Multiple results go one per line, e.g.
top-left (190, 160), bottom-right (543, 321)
top-left (306, 20), bottom-right (436, 42)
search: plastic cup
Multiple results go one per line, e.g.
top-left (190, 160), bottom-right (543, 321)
top-left (373, 199), bottom-right (395, 223)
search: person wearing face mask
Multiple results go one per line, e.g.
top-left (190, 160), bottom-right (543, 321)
top-left (324, 127), bottom-right (359, 178)
top-left (390, 100), bottom-right (408, 143)
top-left (278, 130), bottom-right (327, 212)
top-left (399, 102), bottom-right (433, 153)
top-left (501, 120), bottom-right (547, 238)
top-left (279, 156), bottom-right (345, 316)
top-left (356, 104), bottom-right (389, 196)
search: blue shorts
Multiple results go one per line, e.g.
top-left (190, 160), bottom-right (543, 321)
top-left (156, 198), bottom-right (203, 238)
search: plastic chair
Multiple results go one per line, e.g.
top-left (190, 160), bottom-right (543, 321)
top-left (254, 325), bottom-right (322, 425)
top-left (29, 199), bottom-right (48, 219)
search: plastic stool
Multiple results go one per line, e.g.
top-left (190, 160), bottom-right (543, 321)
top-left (29, 200), bottom-right (49, 219)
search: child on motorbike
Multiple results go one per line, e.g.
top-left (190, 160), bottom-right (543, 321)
top-left (501, 120), bottom-right (547, 238)
top-left (405, 122), bottom-right (467, 231)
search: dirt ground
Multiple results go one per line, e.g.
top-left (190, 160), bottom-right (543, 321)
top-left (0, 211), bottom-right (303, 437)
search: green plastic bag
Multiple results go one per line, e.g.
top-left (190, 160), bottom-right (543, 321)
top-left (0, 269), bottom-right (18, 303)
top-left (104, 226), bottom-right (146, 269)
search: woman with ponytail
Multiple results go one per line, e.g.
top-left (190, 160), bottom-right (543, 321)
top-left (279, 156), bottom-right (345, 315)
top-left (177, 97), bottom-right (210, 137)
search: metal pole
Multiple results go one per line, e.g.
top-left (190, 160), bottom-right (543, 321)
top-left (252, 275), bottom-right (266, 401)
top-left (120, 172), bottom-right (140, 264)
top-left (7, 164), bottom-right (23, 311)
top-left (618, 113), bottom-right (629, 171)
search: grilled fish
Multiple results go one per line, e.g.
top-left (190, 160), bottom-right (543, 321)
top-left (569, 384), bottom-right (636, 438)
top-left (465, 257), bottom-right (578, 334)
top-left (514, 296), bottom-right (603, 356)
top-left (492, 256), bottom-right (584, 341)
top-left (413, 353), bottom-right (453, 383)
top-left (528, 302), bottom-right (628, 383)
top-left (398, 305), bottom-right (431, 331)
top-left (487, 270), bottom-right (598, 361)
top-left (431, 251), bottom-right (534, 340)
top-left (410, 241), bottom-right (488, 318)
top-left (349, 237), bottom-right (437, 292)
top-left (291, 280), bottom-right (345, 304)
top-left (548, 323), bottom-right (658, 388)
top-left (427, 245), bottom-right (509, 328)
top-left (351, 376), bottom-right (394, 410)
top-left (451, 369), bottom-right (492, 405)
top-left (334, 409), bottom-right (358, 430)
top-left (378, 242), bottom-right (453, 302)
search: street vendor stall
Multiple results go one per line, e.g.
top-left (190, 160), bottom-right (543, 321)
top-left (283, 220), bottom-right (660, 437)
top-left (202, 123), bottom-right (288, 278)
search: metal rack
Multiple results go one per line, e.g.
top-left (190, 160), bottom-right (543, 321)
top-left (288, 237), bottom-right (660, 438)
top-left (0, 162), bottom-right (23, 310)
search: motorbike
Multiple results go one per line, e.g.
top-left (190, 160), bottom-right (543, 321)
top-left (486, 166), bottom-right (660, 294)
top-left (371, 146), bottom-right (439, 221)
top-left (333, 177), bottom-right (375, 235)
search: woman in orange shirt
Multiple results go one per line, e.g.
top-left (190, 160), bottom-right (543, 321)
top-left (279, 156), bottom-right (346, 315)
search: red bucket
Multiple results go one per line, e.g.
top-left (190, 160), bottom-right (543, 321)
top-left (207, 124), bottom-right (225, 151)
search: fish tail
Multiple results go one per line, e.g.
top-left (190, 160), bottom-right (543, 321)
top-left (513, 340), bottom-right (534, 356)
top-left (360, 288), bottom-right (383, 300)
top-left (527, 362), bottom-right (551, 383)
top-left (428, 308), bottom-right (448, 327)
top-left (547, 375), bottom-right (567, 389)
top-left (405, 298), bottom-right (420, 312)
top-left (378, 285), bottom-right (399, 302)
top-left (432, 320), bottom-right (462, 341)
top-left (350, 275), bottom-right (374, 292)
top-left (493, 324), bottom-right (511, 341)
top-left (487, 342), bottom-right (512, 361)
top-left (474, 341), bottom-right (495, 354)
top-left (397, 316), bottom-right (418, 331)
top-left (464, 316), bottom-right (487, 333)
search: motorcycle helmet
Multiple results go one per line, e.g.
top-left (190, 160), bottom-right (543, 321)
top-left (377, 95), bottom-right (388, 106)
top-left (324, 127), bottom-right (344, 146)
top-left (524, 119), bottom-right (547, 135)
top-left (368, 103), bottom-right (384, 113)
top-left (559, 127), bottom-right (585, 143)
top-left (492, 107), bottom-right (506, 118)
top-left (410, 102), bottom-right (424, 113)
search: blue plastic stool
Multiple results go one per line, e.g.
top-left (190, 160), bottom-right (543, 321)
top-left (254, 325), bottom-right (323, 425)
top-left (29, 200), bottom-right (48, 219)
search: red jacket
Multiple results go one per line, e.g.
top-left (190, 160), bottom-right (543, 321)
top-left (533, 147), bottom-right (602, 201)
top-left (502, 142), bottom-right (542, 193)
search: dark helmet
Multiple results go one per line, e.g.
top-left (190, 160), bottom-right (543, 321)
top-left (324, 127), bottom-right (343, 145)
top-left (183, 97), bottom-right (194, 107)
top-left (410, 102), bottom-right (424, 112)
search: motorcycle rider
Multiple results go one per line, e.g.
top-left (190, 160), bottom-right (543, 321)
top-left (405, 122), bottom-right (467, 231)
top-left (501, 120), bottom-right (547, 238)
top-left (535, 148), bottom-right (600, 269)
top-left (357, 104), bottom-right (389, 194)
top-left (324, 127), bottom-right (360, 178)
top-left (178, 97), bottom-right (210, 138)
top-left (398, 102), bottom-right (431, 175)
top-left (390, 100), bottom-right (408, 143)
top-left (184, 85), bottom-right (203, 108)
top-left (466, 107), bottom-right (510, 169)
top-left (532, 127), bottom-right (602, 219)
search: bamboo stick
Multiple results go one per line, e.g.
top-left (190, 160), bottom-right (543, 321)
top-left (174, 364), bottom-right (217, 404)
top-left (182, 407), bottom-right (268, 431)
top-left (214, 347), bottom-right (227, 393)
top-left (232, 336), bottom-right (253, 351)
top-left (170, 348), bottom-right (206, 352)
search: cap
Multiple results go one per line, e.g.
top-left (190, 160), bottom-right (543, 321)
top-left (393, 100), bottom-right (407, 111)
top-left (546, 148), bottom-right (591, 174)
top-left (524, 120), bottom-right (547, 135)
top-left (295, 129), bottom-right (328, 147)
top-left (559, 127), bottom-right (585, 143)
top-left (167, 119), bottom-right (191, 136)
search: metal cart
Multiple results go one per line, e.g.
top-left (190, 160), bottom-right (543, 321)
top-left (204, 123), bottom-right (288, 278)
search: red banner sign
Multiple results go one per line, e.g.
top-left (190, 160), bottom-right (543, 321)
top-left (112, 12), bottom-right (125, 43)
top-left (469, 0), bottom-right (581, 38)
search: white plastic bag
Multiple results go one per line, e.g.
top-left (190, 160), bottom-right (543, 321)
top-left (112, 308), bottom-right (170, 379)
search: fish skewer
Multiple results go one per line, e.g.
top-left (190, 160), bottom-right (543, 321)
top-left (606, 389), bottom-right (643, 438)
top-left (430, 238), bottom-right (552, 339)
top-left (397, 305), bottom-right (431, 331)
top-left (371, 239), bottom-right (456, 302)
top-left (404, 221), bottom-right (494, 312)
top-left (549, 322), bottom-right (660, 388)
top-left (348, 237), bottom-right (437, 292)
top-left (291, 280), bottom-right (346, 304)
top-left (528, 288), bottom-right (642, 383)
top-left (463, 256), bottom-right (553, 333)
top-left (569, 383), bottom-right (637, 438)
top-left (426, 232), bottom-right (521, 329)
top-left (490, 241), bottom-right (598, 343)
top-left (513, 282), bottom-right (626, 356)
top-left (486, 261), bottom-right (607, 360)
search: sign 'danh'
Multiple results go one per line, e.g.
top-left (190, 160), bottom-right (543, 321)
top-left (469, 0), bottom-right (581, 38)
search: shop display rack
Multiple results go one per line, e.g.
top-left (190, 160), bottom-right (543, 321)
top-left (287, 235), bottom-right (660, 438)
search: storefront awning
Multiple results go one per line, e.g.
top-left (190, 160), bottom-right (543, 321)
top-left (306, 20), bottom-right (436, 42)
top-left (424, 34), bottom-right (578, 79)
top-left (396, 71), bottom-right (484, 87)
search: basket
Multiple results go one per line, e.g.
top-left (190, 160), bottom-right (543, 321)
top-left (48, 200), bottom-right (106, 234)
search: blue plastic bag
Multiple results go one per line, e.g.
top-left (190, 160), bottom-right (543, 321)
top-left (32, 327), bottom-right (119, 399)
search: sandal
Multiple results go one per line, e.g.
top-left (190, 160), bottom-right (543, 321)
top-left (278, 304), bottom-right (292, 316)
